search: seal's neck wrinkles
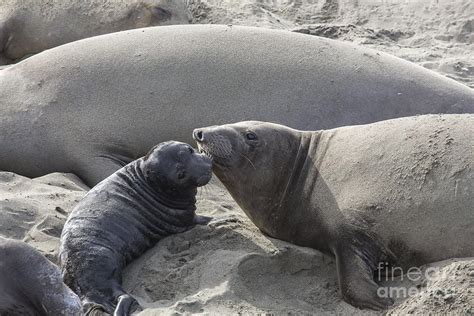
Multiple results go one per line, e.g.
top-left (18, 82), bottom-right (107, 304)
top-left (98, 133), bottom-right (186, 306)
top-left (277, 130), bottom-right (333, 251)
top-left (285, 131), bottom-right (321, 197)
top-left (268, 131), bottom-right (320, 226)
top-left (255, 130), bottom-right (328, 249)
top-left (124, 161), bottom-right (197, 211)
top-left (277, 131), bottom-right (313, 208)
top-left (217, 130), bottom-right (304, 238)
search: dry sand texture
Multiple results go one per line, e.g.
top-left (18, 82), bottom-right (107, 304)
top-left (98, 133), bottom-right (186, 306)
top-left (187, 0), bottom-right (474, 87)
top-left (0, 172), bottom-right (87, 262)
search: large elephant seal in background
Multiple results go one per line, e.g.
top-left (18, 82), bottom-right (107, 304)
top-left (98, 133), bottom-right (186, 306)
top-left (193, 114), bottom-right (474, 310)
top-left (0, 0), bottom-right (190, 64)
top-left (60, 141), bottom-right (213, 315)
top-left (0, 236), bottom-right (82, 315)
top-left (0, 25), bottom-right (472, 186)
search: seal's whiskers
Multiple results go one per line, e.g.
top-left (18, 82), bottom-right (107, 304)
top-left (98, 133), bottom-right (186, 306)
top-left (234, 150), bottom-right (256, 170)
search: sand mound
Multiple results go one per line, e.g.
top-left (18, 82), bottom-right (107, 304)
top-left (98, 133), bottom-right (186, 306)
top-left (387, 259), bottom-right (474, 314)
top-left (187, 0), bottom-right (474, 87)
top-left (123, 214), bottom-right (353, 315)
top-left (124, 210), bottom-right (474, 315)
top-left (0, 172), bottom-right (472, 314)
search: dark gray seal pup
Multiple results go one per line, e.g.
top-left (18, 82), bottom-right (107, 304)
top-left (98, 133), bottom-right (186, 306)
top-left (59, 141), bottom-right (213, 316)
top-left (193, 115), bottom-right (474, 310)
top-left (0, 236), bottom-right (82, 315)
top-left (0, 25), bottom-right (473, 187)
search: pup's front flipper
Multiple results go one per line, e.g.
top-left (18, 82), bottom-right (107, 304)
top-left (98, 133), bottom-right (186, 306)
top-left (335, 246), bottom-right (394, 310)
top-left (114, 294), bottom-right (139, 316)
top-left (194, 215), bottom-right (213, 225)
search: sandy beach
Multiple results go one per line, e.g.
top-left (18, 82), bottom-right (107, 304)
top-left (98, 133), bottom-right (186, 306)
top-left (188, 0), bottom-right (473, 87)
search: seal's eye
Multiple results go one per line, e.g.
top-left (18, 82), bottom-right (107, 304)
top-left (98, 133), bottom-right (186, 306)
top-left (177, 171), bottom-right (186, 179)
top-left (246, 132), bottom-right (257, 141)
top-left (188, 147), bottom-right (194, 154)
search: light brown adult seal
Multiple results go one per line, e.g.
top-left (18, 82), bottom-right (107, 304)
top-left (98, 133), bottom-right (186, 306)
top-left (0, 26), bottom-right (473, 187)
top-left (193, 114), bottom-right (474, 310)
top-left (0, 0), bottom-right (189, 64)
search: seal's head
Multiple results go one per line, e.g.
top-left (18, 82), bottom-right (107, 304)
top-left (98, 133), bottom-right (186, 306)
top-left (142, 141), bottom-right (212, 191)
top-left (127, 0), bottom-right (190, 28)
top-left (193, 121), bottom-right (301, 231)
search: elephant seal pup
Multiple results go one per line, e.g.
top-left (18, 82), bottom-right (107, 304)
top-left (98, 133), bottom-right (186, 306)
top-left (0, 25), bottom-right (473, 187)
top-left (0, 0), bottom-right (189, 63)
top-left (0, 236), bottom-right (82, 315)
top-left (193, 114), bottom-right (474, 310)
top-left (59, 141), bottom-right (212, 316)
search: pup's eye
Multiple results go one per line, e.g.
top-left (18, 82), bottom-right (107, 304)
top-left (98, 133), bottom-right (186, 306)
top-left (246, 132), bottom-right (257, 141)
top-left (188, 147), bottom-right (194, 154)
top-left (177, 171), bottom-right (186, 179)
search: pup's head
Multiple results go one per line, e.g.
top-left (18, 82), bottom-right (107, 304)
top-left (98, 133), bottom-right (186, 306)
top-left (142, 141), bottom-right (212, 192)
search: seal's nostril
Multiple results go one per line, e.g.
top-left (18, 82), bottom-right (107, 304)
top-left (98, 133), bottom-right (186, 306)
top-left (193, 130), bottom-right (204, 142)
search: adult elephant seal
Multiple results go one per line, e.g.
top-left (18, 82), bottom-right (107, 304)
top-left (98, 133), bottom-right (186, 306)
top-left (193, 114), bottom-right (474, 310)
top-left (0, 0), bottom-right (190, 64)
top-left (59, 141), bottom-right (213, 316)
top-left (0, 236), bottom-right (82, 315)
top-left (0, 25), bottom-right (473, 186)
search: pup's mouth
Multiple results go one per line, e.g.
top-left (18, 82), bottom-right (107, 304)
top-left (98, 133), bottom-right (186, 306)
top-left (196, 170), bottom-right (212, 186)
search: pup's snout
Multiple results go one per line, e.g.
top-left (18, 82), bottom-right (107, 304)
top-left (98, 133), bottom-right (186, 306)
top-left (193, 129), bottom-right (204, 142)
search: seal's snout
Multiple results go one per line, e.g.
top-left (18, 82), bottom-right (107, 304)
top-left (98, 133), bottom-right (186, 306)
top-left (193, 129), bottom-right (204, 142)
top-left (196, 170), bottom-right (212, 187)
top-left (192, 126), bottom-right (234, 162)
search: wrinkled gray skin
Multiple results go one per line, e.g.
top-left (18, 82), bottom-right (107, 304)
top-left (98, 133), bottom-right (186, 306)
top-left (59, 141), bottom-right (212, 316)
top-left (0, 236), bottom-right (82, 315)
top-left (0, 25), bottom-right (473, 187)
top-left (0, 0), bottom-right (190, 64)
top-left (194, 115), bottom-right (474, 311)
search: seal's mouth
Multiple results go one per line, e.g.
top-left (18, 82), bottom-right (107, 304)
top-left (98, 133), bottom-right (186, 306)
top-left (196, 171), bottom-right (212, 186)
top-left (198, 145), bottom-right (212, 158)
top-left (197, 143), bottom-right (230, 168)
top-left (194, 128), bottom-right (235, 168)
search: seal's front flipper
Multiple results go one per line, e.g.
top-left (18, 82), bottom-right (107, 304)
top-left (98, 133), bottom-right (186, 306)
top-left (0, 18), bottom-right (7, 65)
top-left (0, 55), bottom-right (10, 66)
top-left (335, 246), bottom-right (394, 310)
top-left (114, 294), bottom-right (139, 316)
top-left (194, 214), bottom-right (213, 225)
top-left (77, 153), bottom-right (134, 187)
top-left (0, 15), bottom-right (14, 65)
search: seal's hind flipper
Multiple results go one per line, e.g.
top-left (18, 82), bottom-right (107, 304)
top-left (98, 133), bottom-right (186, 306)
top-left (81, 281), bottom-right (134, 316)
top-left (83, 301), bottom-right (110, 316)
